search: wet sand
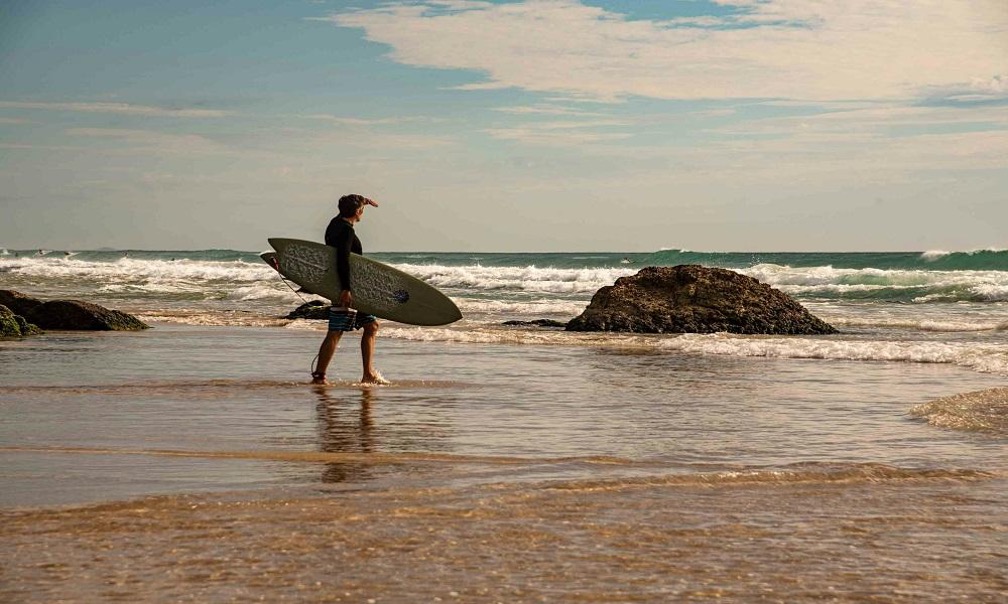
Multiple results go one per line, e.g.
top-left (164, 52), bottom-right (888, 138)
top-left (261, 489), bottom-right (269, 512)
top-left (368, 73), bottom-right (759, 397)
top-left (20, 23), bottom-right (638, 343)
top-left (3, 472), bottom-right (1006, 603)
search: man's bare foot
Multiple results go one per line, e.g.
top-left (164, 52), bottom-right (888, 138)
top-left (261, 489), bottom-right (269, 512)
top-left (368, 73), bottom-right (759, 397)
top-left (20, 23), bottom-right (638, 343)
top-left (360, 370), bottom-right (390, 385)
top-left (311, 372), bottom-right (329, 385)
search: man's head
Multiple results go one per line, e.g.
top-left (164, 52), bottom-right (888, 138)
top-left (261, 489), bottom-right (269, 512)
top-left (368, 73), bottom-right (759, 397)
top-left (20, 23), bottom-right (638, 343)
top-left (338, 194), bottom-right (370, 218)
top-left (338, 194), bottom-right (377, 219)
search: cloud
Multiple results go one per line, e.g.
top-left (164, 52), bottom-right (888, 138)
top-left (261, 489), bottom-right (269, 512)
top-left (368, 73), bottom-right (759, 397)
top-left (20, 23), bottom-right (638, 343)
top-left (483, 115), bottom-right (633, 145)
top-left (975, 75), bottom-right (1007, 94)
top-left (0, 101), bottom-right (231, 118)
top-left (324, 0), bottom-right (1008, 102)
top-left (484, 127), bottom-right (631, 146)
top-left (348, 132), bottom-right (457, 149)
top-left (65, 127), bottom-right (228, 154)
top-left (303, 115), bottom-right (398, 126)
top-left (299, 114), bottom-right (440, 126)
top-left (492, 104), bottom-right (606, 117)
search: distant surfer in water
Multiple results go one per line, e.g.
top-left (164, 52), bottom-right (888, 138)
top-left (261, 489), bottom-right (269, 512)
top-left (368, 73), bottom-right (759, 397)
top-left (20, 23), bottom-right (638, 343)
top-left (312, 194), bottom-right (388, 385)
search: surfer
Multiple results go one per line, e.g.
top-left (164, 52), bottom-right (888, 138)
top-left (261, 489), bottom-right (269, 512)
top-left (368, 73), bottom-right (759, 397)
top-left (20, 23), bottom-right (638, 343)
top-left (312, 194), bottom-right (388, 385)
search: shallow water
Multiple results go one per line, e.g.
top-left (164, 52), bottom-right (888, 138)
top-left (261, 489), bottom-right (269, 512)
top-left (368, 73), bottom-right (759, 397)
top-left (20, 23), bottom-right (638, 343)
top-left (3, 325), bottom-right (1006, 505)
top-left (2, 324), bottom-right (1007, 600)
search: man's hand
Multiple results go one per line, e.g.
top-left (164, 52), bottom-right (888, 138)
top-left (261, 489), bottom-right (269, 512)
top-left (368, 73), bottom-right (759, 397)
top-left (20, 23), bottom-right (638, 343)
top-left (338, 289), bottom-right (353, 308)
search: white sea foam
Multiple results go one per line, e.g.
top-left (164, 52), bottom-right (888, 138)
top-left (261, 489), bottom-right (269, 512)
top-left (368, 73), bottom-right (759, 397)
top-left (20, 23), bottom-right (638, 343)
top-left (380, 327), bottom-right (1008, 376)
top-left (663, 334), bottom-right (1008, 375)
top-left (741, 263), bottom-right (1008, 301)
top-left (3, 256), bottom-right (1004, 302)
top-left (744, 264), bottom-right (930, 287)
top-left (393, 263), bottom-right (635, 294)
top-left (224, 285), bottom-right (302, 302)
top-left (967, 283), bottom-right (1008, 302)
top-left (826, 316), bottom-right (1007, 332)
top-left (921, 250), bottom-right (952, 261)
top-left (135, 311), bottom-right (289, 328)
top-left (454, 297), bottom-right (586, 318)
top-left (0, 257), bottom-right (275, 282)
top-left (922, 247), bottom-right (1007, 261)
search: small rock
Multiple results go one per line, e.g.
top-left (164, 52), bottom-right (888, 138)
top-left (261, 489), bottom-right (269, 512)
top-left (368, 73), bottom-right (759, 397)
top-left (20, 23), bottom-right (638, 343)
top-left (502, 319), bottom-right (567, 328)
top-left (287, 300), bottom-right (330, 320)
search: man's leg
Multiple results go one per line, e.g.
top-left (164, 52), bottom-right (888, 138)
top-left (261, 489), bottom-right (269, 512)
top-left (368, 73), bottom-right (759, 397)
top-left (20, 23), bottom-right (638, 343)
top-left (314, 330), bottom-right (342, 383)
top-left (360, 320), bottom-right (381, 383)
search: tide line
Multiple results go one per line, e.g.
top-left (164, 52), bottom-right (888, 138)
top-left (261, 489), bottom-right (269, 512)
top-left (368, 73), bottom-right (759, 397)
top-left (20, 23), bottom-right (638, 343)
top-left (0, 445), bottom-right (634, 468)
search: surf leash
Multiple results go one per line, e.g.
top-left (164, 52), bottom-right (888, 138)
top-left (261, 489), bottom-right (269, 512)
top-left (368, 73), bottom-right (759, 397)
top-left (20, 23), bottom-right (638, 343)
top-left (267, 255), bottom-right (312, 306)
top-left (266, 256), bottom-right (331, 381)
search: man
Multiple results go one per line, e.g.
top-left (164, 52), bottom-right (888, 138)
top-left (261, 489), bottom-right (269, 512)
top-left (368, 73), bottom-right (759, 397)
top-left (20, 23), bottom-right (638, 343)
top-left (312, 194), bottom-right (388, 385)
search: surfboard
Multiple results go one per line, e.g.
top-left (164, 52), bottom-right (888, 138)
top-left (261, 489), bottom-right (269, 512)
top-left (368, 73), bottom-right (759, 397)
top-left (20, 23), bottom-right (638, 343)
top-left (262, 238), bottom-right (462, 326)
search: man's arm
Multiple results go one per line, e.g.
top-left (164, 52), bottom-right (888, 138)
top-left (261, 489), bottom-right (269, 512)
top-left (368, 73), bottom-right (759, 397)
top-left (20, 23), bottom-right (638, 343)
top-left (335, 231), bottom-right (353, 294)
top-left (326, 220), bottom-right (355, 306)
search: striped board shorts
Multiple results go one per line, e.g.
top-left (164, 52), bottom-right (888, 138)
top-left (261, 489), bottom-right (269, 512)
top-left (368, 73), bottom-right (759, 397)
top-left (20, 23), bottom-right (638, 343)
top-left (328, 306), bottom-right (377, 332)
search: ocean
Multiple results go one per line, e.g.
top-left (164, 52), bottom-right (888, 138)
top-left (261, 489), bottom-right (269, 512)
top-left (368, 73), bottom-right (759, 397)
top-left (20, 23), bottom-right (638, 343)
top-left (1, 247), bottom-right (1006, 602)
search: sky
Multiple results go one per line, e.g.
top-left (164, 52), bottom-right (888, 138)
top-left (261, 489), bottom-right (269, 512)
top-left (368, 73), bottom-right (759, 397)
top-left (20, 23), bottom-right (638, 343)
top-left (1, 0), bottom-right (1006, 252)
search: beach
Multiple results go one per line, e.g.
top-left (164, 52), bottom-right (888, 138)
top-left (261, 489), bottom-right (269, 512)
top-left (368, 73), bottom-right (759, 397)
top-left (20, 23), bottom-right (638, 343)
top-left (1, 249), bottom-right (1007, 601)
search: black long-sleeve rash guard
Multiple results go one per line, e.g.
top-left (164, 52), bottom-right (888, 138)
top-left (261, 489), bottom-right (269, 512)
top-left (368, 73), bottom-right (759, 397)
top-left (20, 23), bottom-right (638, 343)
top-left (324, 217), bottom-right (362, 292)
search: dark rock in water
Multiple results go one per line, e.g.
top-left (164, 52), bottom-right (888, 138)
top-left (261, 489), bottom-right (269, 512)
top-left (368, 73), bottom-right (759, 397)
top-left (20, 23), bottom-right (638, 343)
top-left (502, 319), bottom-right (568, 328)
top-left (287, 300), bottom-right (330, 320)
top-left (0, 304), bottom-right (42, 338)
top-left (14, 313), bottom-right (42, 336)
top-left (566, 265), bottom-right (838, 335)
top-left (30, 299), bottom-right (150, 331)
top-left (0, 290), bottom-right (149, 331)
top-left (0, 289), bottom-right (43, 317)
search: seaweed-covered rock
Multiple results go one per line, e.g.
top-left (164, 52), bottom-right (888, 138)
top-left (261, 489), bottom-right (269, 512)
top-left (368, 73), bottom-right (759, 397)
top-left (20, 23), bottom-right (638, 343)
top-left (566, 265), bottom-right (837, 335)
top-left (287, 300), bottom-right (330, 320)
top-left (0, 304), bottom-right (41, 337)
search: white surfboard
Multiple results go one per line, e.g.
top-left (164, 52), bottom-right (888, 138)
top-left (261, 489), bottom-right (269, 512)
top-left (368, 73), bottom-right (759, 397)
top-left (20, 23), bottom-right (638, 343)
top-left (263, 238), bottom-right (462, 326)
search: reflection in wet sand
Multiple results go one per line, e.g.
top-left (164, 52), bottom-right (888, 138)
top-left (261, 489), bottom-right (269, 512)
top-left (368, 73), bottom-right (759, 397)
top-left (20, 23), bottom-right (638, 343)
top-left (315, 386), bottom-right (376, 483)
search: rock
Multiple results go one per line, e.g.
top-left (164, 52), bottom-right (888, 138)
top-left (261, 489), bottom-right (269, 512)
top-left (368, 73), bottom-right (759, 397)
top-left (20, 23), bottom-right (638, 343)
top-left (28, 299), bottom-right (150, 331)
top-left (0, 290), bottom-right (43, 317)
top-left (0, 290), bottom-right (149, 331)
top-left (0, 304), bottom-right (41, 338)
top-left (14, 313), bottom-right (43, 336)
top-left (566, 265), bottom-right (838, 335)
top-left (287, 300), bottom-right (330, 320)
top-left (502, 319), bottom-right (567, 328)
top-left (1, 305), bottom-right (25, 337)
top-left (0, 306), bottom-right (19, 337)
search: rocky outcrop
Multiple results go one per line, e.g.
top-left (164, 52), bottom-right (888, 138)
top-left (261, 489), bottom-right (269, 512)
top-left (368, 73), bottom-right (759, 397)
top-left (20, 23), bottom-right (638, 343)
top-left (0, 290), bottom-right (43, 318)
top-left (287, 300), bottom-right (330, 320)
top-left (0, 304), bottom-right (42, 338)
top-left (566, 265), bottom-right (837, 335)
top-left (0, 290), bottom-right (149, 331)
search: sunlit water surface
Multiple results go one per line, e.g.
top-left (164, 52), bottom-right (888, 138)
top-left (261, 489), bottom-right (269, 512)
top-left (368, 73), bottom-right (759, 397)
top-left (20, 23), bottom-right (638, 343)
top-left (2, 324), bottom-right (1006, 601)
